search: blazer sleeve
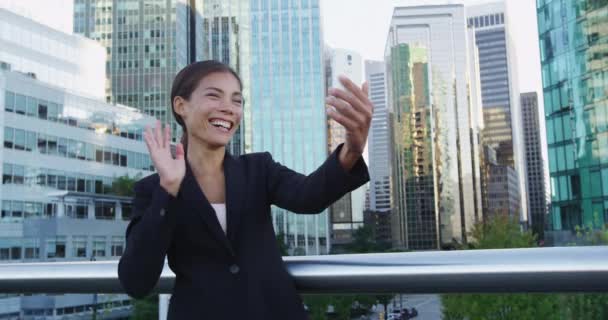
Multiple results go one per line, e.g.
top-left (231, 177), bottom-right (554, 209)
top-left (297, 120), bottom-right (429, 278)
top-left (118, 176), bottom-right (178, 299)
top-left (266, 143), bottom-right (370, 214)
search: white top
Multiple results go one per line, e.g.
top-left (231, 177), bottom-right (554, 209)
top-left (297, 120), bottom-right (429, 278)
top-left (210, 203), bottom-right (227, 233)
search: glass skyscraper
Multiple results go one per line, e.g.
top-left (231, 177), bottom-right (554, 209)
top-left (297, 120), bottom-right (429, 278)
top-left (537, 0), bottom-right (608, 234)
top-left (388, 44), bottom-right (437, 250)
top-left (386, 4), bottom-right (483, 249)
top-left (73, 0), bottom-right (191, 122)
top-left (249, 0), bottom-right (328, 254)
top-left (365, 60), bottom-right (391, 213)
top-left (467, 1), bottom-right (528, 224)
top-left (521, 92), bottom-right (549, 239)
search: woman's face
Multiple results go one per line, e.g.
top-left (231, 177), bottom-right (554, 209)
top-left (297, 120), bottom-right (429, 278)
top-left (175, 71), bottom-right (243, 149)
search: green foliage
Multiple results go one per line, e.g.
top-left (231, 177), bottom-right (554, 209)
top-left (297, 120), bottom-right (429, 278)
top-left (468, 215), bottom-right (537, 249)
top-left (442, 216), bottom-right (608, 320)
top-left (110, 174), bottom-right (141, 197)
top-left (131, 294), bottom-right (159, 320)
top-left (345, 225), bottom-right (391, 254)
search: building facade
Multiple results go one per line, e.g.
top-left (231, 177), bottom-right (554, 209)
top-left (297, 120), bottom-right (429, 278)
top-left (487, 163), bottom-right (521, 218)
top-left (365, 60), bottom-right (391, 214)
top-left (466, 1), bottom-right (527, 224)
top-left (0, 9), bottom-right (156, 319)
top-left (0, 65), bottom-right (154, 320)
top-left (521, 92), bottom-right (549, 238)
top-left (385, 4), bottom-right (483, 250)
top-left (249, 0), bottom-right (328, 254)
top-left (537, 0), bottom-right (608, 233)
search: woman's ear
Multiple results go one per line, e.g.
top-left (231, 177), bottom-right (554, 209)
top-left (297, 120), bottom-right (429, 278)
top-left (173, 96), bottom-right (186, 118)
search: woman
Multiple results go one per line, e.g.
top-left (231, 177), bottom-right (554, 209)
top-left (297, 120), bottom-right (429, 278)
top-left (118, 60), bottom-right (373, 319)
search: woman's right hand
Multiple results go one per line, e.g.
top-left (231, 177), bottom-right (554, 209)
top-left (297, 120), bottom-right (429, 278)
top-left (143, 120), bottom-right (185, 197)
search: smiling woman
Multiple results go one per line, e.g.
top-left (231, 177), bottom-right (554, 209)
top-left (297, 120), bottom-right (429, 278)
top-left (118, 60), bottom-right (373, 319)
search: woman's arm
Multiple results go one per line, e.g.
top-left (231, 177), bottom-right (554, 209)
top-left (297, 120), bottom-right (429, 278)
top-left (265, 143), bottom-right (369, 214)
top-left (118, 177), bottom-right (177, 299)
top-left (266, 75), bottom-right (373, 214)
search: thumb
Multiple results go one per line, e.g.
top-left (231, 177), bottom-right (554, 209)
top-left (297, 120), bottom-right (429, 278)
top-left (175, 143), bottom-right (185, 160)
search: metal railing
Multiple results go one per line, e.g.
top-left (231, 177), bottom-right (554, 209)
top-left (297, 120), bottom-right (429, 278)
top-left (1, 246), bottom-right (607, 294)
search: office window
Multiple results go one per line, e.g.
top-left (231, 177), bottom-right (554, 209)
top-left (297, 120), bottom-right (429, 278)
top-left (46, 236), bottom-right (66, 258)
top-left (93, 236), bottom-right (106, 257)
top-left (4, 91), bottom-right (14, 111)
top-left (4, 127), bottom-right (13, 149)
top-left (111, 236), bottom-right (124, 256)
top-left (95, 201), bottom-right (115, 220)
top-left (15, 94), bottom-right (26, 114)
top-left (23, 238), bottom-right (39, 259)
top-left (72, 236), bottom-right (87, 258)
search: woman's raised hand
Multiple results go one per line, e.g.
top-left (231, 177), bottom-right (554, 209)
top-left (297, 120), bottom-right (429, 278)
top-left (143, 120), bottom-right (185, 197)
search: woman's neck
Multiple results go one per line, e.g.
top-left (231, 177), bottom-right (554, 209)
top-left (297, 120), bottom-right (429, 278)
top-left (186, 138), bottom-right (225, 177)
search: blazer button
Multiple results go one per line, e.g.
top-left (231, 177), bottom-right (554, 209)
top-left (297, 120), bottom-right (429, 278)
top-left (229, 264), bottom-right (240, 274)
top-left (159, 209), bottom-right (166, 217)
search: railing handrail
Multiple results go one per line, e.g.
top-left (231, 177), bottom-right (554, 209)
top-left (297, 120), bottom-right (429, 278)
top-left (1, 246), bottom-right (607, 294)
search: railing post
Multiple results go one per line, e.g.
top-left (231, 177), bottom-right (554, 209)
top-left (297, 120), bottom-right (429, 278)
top-left (159, 294), bottom-right (170, 320)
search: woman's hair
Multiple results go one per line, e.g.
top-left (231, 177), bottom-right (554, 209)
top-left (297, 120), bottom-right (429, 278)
top-left (170, 60), bottom-right (243, 149)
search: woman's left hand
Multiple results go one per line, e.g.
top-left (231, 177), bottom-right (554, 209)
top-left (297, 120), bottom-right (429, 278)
top-left (326, 75), bottom-right (374, 171)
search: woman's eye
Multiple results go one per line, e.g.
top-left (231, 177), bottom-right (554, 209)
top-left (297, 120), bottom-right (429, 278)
top-left (233, 100), bottom-right (243, 105)
top-left (207, 93), bottom-right (219, 98)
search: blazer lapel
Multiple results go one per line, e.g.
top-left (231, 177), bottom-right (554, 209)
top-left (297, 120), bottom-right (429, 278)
top-left (180, 159), bottom-right (234, 254)
top-left (223, 152), bottom-right (243, 245)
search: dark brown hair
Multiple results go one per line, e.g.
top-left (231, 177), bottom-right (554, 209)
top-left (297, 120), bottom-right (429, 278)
top-left (170, 60), bottom-right (243, 149)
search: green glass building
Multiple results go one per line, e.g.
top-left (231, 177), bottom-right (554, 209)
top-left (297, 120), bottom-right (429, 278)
top-left (537, 0), bottom-right (608, 232)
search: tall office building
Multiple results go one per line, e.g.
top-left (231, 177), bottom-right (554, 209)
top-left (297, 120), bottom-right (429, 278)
top-left (0, 8), bottom-right (155, 318)
top-left (73, 0), bottom-right (190, 120)
top-left (324, 48), bottom-right (364, 248)
top-left (365, 60), bottom-right (391, 214)
top-left (521, 92), bottom-right (549, 238)
top-left (74, 0), bottom-right (245, 155)
top-left (386, 4), bottom-right (483, 249)
top-left (250, 0), bottom-right (328, 254)
top-left (467, 1), bottom-right (527, 223)
top-left (537, 0), bottom-right (608, 236)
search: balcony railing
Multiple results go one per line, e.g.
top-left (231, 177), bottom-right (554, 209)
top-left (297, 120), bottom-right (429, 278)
top-left (1, 246), bottom-right (607, 294)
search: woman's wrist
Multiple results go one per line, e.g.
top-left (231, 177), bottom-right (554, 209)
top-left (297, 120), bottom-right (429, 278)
top-left (338, 144), bottom-right (361, 172)
top-left (160, 179), bottom-right (181, 197)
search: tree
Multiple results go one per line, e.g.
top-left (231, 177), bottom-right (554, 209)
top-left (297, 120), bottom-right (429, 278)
top-left (110, 174), bottom-right (141, 197)
top-left (441, 215), bottom-right (562, 320)
top-left (560, 224), bottom-right (608, 320)
top-left (130, 294), bottom-right (159, 320)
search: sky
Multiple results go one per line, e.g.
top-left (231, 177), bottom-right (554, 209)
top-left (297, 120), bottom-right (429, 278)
top-left (321, 0), bottom-right (543, 94)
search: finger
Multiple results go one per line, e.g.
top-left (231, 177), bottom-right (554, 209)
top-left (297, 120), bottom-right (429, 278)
top-left (144, 126), bottom-right (158, 150)
top-left (339, 75), bottom-right (374, 110)
top-left (164, 124), bottom-right (171, 150)
top-left (326, 96), bottom-right (365, 124)
top-left (362, 82), bottom-right (373, 113)
top-left (327, 107), bottom-right (358, 131)
top-left (154, 120), bottom-right (162, 149)
top-left (329, 87), bottom-right (372, 120)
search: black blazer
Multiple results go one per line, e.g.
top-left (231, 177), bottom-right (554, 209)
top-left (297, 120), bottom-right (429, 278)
top-left (118, 144), bottom-right (369, 319)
